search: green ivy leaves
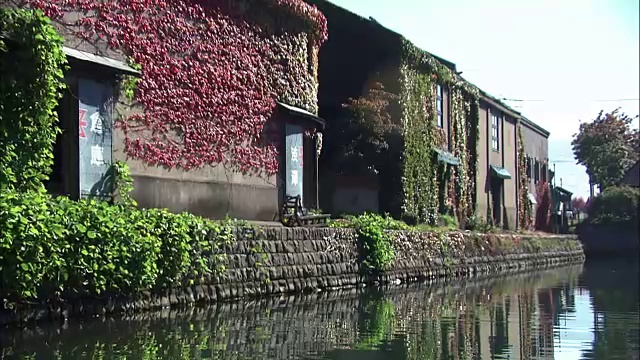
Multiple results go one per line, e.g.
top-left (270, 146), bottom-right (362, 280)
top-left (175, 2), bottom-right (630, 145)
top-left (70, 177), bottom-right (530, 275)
top-left (0, 8), bottom-right (67, 192)
top-left (0, 189), bottom-right (234, 301)
top-left (347, 213), bottom-right (399, 274)
top-left (398, 46), bottom-right (480, 226)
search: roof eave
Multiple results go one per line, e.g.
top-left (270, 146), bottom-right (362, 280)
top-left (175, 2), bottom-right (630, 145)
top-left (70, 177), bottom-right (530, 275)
top-left (521, 116), bottom-right (550, 138)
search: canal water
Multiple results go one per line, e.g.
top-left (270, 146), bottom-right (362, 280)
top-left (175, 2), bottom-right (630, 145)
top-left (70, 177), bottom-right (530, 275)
top-left (1, 259), bottom-right (638, 360)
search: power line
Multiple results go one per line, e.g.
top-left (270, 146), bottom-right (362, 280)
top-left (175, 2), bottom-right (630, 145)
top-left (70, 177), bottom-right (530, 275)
top-left (501, 98), bottom-right (640, 103)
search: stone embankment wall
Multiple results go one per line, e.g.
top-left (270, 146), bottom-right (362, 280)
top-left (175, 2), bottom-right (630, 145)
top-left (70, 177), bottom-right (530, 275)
top-left (1, 227), bottom-right (583, 326)
top-left (213, 228), bottom-right (583, 299)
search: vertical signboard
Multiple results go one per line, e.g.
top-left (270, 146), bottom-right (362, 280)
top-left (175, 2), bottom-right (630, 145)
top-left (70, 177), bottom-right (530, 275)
top-left (78, 78), bottom-right (113, 199)
top-left (285, 124), bottom-right (303, 200)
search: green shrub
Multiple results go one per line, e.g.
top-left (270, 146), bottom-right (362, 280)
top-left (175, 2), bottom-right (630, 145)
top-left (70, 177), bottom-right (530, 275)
top-left (0, 189), bottom-right (233, 301)
top-left (465, 213), bottom-right (496, 233)
top-left (329, 213), bottom-right (409, 231)
top-left (587, 186), bottom-right (640, 225)
top-left (347, 213), bottom-right (397, 274)
top-left (0, 8), bottom-right (68, 192)
top-left (439, 214), bottom-right (458, 229)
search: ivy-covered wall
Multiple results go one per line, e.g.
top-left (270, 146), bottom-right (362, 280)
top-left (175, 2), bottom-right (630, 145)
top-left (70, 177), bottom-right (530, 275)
top-left (19, 0), bottom-right (326, 174)
top-left (517, 125), bottom-right (533, 230)
top-left (308, 0), bottom-right (481, 225)
top-left (397, 41), bottom-right (479, 226)
top-left (13, 0), bottom-right (328, 219)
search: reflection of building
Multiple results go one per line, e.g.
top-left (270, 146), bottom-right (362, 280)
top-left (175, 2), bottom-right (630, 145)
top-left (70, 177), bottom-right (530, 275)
top-left (474, 289), bottom-right (571, 360)
top-left (476, 293), bottom-right (536, 359)
top-left (534, 289), bottom-right (557, 359)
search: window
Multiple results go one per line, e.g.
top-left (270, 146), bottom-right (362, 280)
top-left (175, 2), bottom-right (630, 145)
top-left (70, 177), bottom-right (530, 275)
top-left (491, 112), bottom-right (500, 151)
top-left (436, 84), bottom-right (443, 128)
top-left (526, 157), bottom-right (532, 178)
top-left (534, 160), bottom-right (540, 183)
top-left (542, 164), bottom-right (547, 182)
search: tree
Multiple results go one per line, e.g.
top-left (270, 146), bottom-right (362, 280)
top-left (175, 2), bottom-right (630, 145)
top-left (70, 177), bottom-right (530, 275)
top-left (324, 82), bottom-right (401, 176)
top-left (571, 196), bottom-right (587, 212)
top-left (572, 108), bottom-right (640, 190)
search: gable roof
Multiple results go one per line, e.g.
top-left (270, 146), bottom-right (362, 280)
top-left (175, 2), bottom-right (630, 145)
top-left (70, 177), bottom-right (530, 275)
top-left (621, 160), bottom-right (640, 187)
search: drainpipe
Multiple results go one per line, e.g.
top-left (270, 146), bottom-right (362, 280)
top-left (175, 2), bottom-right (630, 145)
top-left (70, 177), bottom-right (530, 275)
top-left (515, 117), bottom-right (520, 230)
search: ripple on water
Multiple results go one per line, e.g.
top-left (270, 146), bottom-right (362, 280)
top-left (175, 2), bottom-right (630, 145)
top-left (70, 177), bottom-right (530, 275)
top-left (1, 261), bottom-right (639, 360)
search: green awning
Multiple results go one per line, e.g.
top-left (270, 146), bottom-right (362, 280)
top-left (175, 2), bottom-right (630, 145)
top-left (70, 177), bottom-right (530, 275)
top-left (433, 148), bottom-right (460, 166)
top-left (551, 186), bottom-right (572, 213)
top-left (490, 165), bottom-right (512, 179)
top-left (555, 186), bottom-right (573, 200)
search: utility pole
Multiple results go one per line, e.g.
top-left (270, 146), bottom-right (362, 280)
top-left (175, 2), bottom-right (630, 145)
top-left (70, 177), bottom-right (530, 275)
top-left (552, 163), bottom-right (556, 234)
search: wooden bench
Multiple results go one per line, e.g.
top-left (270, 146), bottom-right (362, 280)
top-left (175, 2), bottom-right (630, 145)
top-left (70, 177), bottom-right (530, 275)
top-left (280, 195), bottom-right (330, 227)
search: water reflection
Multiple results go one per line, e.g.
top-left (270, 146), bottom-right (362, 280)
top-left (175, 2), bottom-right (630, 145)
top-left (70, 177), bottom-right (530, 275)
top-left (1, 261), bottom-right (638, 360)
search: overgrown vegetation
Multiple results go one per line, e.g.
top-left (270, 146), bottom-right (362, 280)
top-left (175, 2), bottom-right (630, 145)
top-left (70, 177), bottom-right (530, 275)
top-left (0, 9), bottom-right (237, 303)
top-left (0, 188), bottom-right (235, 301)
top-left (399, 40), bottom-right (479, 227)
top-left (0, 8), bottom-right (68, 192)
top-left (465, 213), bottom-right (499, 233)
top-left (329, 212), bottom-right (464, 274)
top-left (331, 213), bottom-right (397, 274)
top-left (586, 186), bottom-right (639, 226)
top-left (517, 126), bottom-right (533, 230)
top-left (21, 0), bottom-right (327, 174)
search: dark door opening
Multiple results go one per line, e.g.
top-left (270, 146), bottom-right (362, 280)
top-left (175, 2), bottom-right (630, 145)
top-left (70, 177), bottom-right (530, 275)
top-left (491, 178), bottom-right (502, 225)
top-left (302, 134), bottom-right (316, 209)
top-left (44, 81), bottom-right (79, 198)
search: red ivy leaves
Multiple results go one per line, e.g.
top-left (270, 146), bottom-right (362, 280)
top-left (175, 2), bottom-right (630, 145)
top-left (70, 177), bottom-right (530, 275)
top-left (264, 0), bottom-right (328, 42)
top-left (24, 0), bottom-right (326, 175)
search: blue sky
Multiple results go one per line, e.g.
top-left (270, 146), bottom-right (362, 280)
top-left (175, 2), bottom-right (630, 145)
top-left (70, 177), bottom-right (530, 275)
top-left (328, 0), bottom-right (640, 199)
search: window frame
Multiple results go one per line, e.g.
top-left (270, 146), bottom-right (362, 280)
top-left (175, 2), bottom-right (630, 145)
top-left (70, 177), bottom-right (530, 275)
top-left (436, 84), bottom-right (444, 129)
top-left (491, 112), bottom-right (500, 152)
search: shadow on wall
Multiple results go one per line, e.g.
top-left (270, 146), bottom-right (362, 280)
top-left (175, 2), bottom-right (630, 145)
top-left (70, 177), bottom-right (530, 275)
top-left (329, 175), bottom-right (380, 216)
top-left (503, 206), bottom-right (510, 229)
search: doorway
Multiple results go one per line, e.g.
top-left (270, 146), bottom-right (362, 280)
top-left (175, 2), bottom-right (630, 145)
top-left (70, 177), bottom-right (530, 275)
top-left (491, 178), bottom-right (502, 225)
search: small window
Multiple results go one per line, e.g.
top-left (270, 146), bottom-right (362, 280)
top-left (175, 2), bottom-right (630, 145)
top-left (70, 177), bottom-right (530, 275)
top-left (542, 164), bottom-right (547, 182)
top-left (534, 160), bottom-right (540, 183)
top-left (526, 157), bottom-right (532, 178)
top-left (530, 159), bottom-right (535, 179)
top-left (436, 84), bottom-right (443, 128)
top-left (491, 112), bottom-right (500, 151)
